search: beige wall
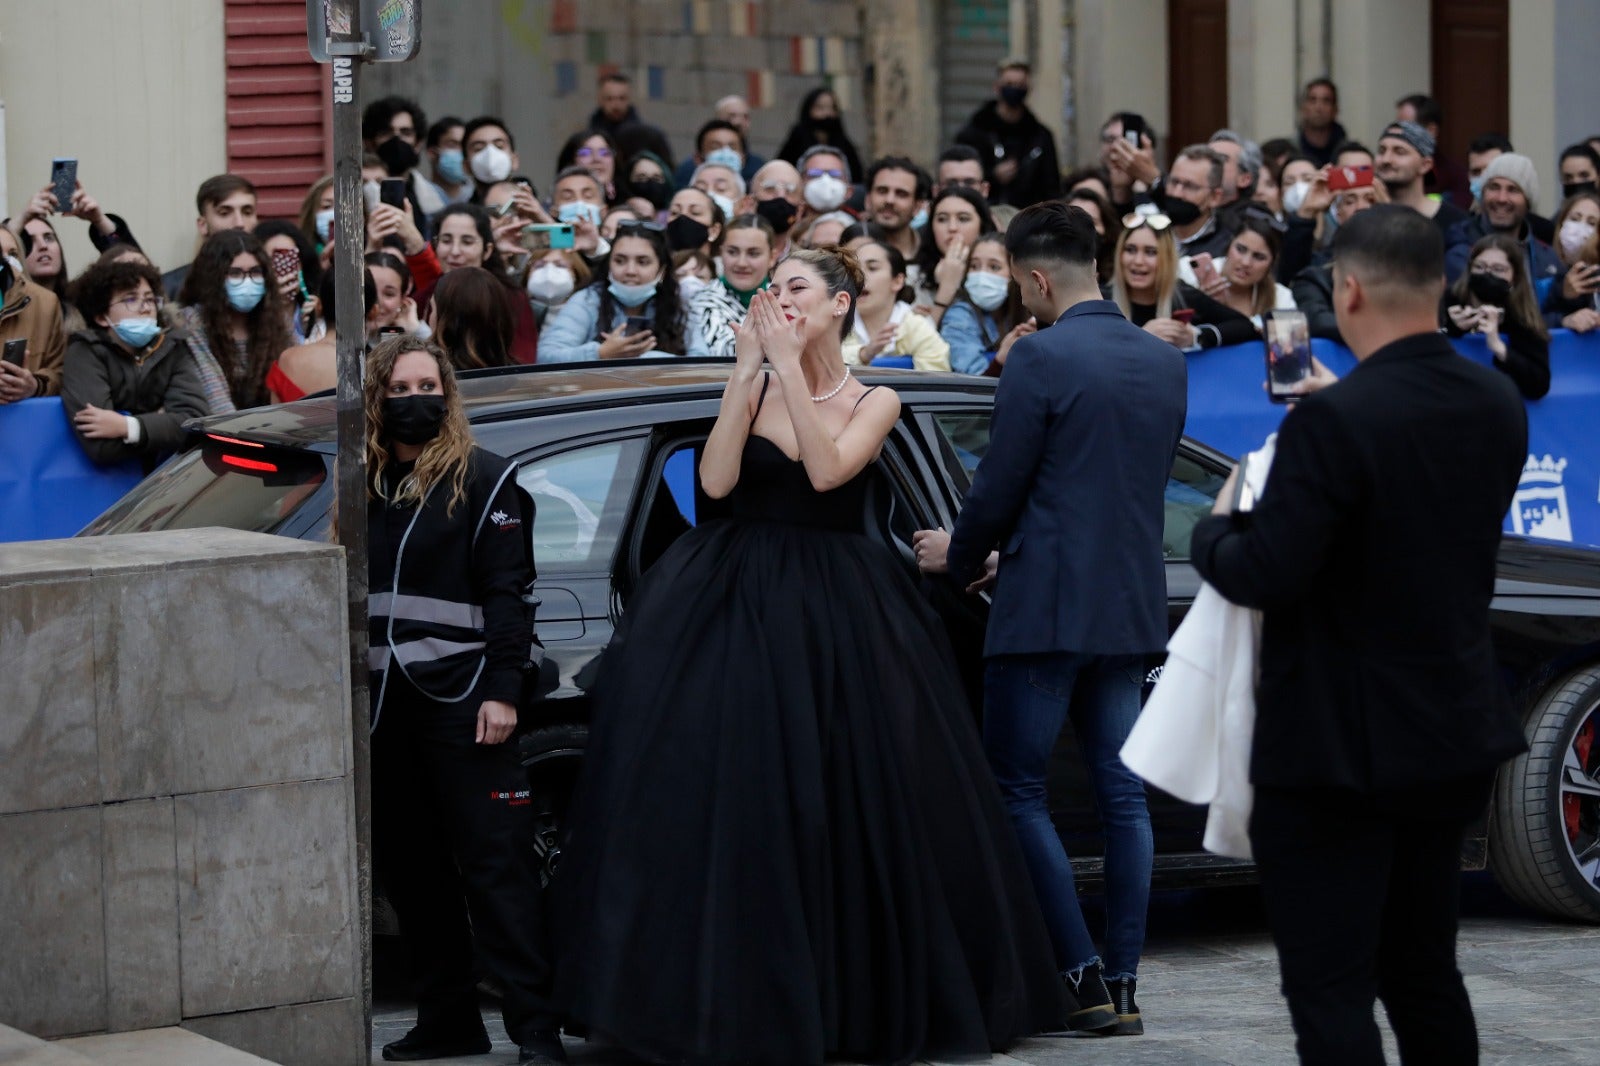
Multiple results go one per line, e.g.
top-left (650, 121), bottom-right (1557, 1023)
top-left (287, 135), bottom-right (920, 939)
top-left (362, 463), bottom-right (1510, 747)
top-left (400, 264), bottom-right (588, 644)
top-left (1072, 0), bottom-right (1168, 168)
top-left (1329, 0), bottom-right (1430, 151)
top-left (0, 0), bottom-right (228, 279)
top-left (1509, 0), bottom-right (1557, 203)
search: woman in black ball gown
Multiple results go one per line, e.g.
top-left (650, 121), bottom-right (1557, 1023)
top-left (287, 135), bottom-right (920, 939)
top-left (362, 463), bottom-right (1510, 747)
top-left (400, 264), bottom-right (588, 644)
top-left (554, 247), bottom-right (1063, 1065)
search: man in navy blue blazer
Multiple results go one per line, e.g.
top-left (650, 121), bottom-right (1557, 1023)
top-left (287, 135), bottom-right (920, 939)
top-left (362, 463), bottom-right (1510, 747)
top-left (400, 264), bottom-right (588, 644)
top-left (914, 201), bottom-right (1186, 1036)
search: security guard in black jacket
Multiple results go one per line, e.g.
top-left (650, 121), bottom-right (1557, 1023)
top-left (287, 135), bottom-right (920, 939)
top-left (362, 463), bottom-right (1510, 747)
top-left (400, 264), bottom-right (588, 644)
top-left (364, 336), bottom-right (565, 1065)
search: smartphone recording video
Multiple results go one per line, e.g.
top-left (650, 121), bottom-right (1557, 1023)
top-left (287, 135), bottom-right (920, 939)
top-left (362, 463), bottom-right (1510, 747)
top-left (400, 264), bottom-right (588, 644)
top-left (1263, 310), bottom-right (1313, 403)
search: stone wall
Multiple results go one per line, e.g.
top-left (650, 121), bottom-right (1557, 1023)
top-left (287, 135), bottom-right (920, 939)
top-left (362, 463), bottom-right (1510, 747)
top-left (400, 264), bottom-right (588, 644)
top-left (0, 530), bottom-right (362, 1066)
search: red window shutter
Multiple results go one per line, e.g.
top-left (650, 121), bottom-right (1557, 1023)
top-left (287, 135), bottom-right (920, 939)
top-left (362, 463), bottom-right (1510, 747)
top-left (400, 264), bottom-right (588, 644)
top-left (224, 0), bottom-right (330, 221)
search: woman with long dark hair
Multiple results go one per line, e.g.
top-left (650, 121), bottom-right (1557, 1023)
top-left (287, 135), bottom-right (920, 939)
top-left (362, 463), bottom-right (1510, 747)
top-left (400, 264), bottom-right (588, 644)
top-left (362, 334), bottom-right (564, 1065)
top-left (937, 232), bottom-right (1034, 375)
top-left (427, 203), bottom-right (538, 363)
top-left (555, 246), bottom-right (1063, 1064)
top-left (537, 221), bottom-right (688, 361)
top-left (431, 266), bottom-right (514, 370)
top-left (175, 230), bottom-right (291, 410)
top-left (912, 186), bottom-right (997, 323)
top-left (1443, 232), bottom-right (1551, 399)
top-left (776, 86), bottom-right (864, 188)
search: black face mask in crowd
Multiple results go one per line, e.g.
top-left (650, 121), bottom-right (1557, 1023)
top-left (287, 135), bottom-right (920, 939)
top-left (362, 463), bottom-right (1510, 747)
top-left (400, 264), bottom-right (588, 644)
top-left (1563, 180), bottom-right (1598, 200)
top-left (1468, 272), bottom-right (1513, 308)
top-left (755, 197), bottom-right (798, 235)
top-left (666, 214), bottom-right (711, 252)
top-left (377, 137), bottom-right (420, 176)
top-left (998, 85), bottom-right (1028, 108)
top-left (383, 395), bottom-right (448, 446)
top-left (1158, 189), bottom-right (1204, 227)
top-left (632, 178), bottom-right (672, 211)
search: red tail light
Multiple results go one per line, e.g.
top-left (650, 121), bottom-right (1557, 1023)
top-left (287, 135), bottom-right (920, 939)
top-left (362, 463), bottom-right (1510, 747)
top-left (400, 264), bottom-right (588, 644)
top-left (220, 454), bottom-right (280, 473)
top-left (207, 433), bottom-right (266, 449)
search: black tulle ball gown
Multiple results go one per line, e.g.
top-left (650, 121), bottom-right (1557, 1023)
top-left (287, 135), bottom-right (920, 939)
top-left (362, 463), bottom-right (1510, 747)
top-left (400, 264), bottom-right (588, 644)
top-left (552, 429), bottom-right (1064, 1065)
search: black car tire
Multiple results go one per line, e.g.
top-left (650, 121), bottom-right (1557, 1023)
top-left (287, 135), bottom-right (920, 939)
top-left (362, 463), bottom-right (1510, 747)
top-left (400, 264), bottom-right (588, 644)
top-left (1489, 665), bottom-right (1600, 923)
top-left (518, 721), bottom-right (588, 888)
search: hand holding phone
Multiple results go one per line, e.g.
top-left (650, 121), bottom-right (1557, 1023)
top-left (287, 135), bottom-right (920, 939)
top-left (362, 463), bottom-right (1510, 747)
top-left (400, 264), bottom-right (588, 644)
top-left (1326, 164), bottom-right (1374, 192)
top-left (1172, 308), bottom-right (1196, 325)
top-left (51, 159), bottom-right (78, 213)
top-left (1263, 309), bottom-right (1313, 403)
top-left (379, 178), bottom-right (408, 210)
top-left (3, 338), bottom-right (29, 366)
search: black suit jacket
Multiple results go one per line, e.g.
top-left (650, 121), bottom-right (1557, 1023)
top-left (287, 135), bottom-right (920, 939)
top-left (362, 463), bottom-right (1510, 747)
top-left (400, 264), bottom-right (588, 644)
top-left (1191, 332), bottom-right (1528, 793)
top-left (948, 300), bottom-right (1187, 657)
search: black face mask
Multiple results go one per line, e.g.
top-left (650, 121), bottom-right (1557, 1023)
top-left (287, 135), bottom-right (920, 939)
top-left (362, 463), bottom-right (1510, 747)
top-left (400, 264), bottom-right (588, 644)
top-left (632, 178), bottom-right (672, 211)
top-left (1158, 188), bottom-right (1204, 227)
top-left (1563, 180), bottom-right (1598, 200)
top-left (383, 395), bottom-right (447, 446)
top-left (998, 85), bottom-right (1028, 108)
top-left (666, 214), bottom-right (711, 252)
top-left (1468, 272), bottom-right (1513, 307)
top-left (755, 197), bottom-right (798, 235)
top-left (377, 137), bottom-right (420, 176)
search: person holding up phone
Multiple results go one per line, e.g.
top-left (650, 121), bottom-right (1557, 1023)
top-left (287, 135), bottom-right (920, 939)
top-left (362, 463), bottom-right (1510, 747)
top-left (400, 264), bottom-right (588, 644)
top-left (0, 226), bottom-right (68, 403)
top-left (1109, 210), bottom-right (1255, 352)
top-left (1442, 233), bottom-right (1550, 400)
top-left (1547, 190), bottom-right (1600, 332)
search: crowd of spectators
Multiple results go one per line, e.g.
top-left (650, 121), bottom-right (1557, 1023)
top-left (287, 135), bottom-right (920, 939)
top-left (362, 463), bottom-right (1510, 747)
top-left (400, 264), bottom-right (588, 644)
top-left (5, 61), bottom-right (1598, 464)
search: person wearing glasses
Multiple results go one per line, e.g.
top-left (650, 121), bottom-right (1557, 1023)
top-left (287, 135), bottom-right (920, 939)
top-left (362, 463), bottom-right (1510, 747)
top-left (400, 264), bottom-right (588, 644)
top-left (61, 257), bottom-right (208, 467)
top-left (1109, 209), bottom-right (1254, 351)
top-left (796, 145), bottom-right (857, 221)
top-left (174, 230), bottom-right (290, 411)
top-left (557, 130), bottom-right (621, 205)
top-left (744, 160), bottom-right (805, 255)
top-left (537, 220), bottom-right (688, 362)
top-left (1441, 233), bottom-right (1551, 400)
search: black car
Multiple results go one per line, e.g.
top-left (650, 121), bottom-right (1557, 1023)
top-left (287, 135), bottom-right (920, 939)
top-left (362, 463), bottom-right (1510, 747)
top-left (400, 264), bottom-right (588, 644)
top-left (83, 361), bottom-right (1600, 924)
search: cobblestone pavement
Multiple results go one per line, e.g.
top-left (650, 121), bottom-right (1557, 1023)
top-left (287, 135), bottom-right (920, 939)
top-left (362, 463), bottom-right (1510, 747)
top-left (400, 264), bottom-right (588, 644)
top-left (373, 876), bottom-right (1600, 1065)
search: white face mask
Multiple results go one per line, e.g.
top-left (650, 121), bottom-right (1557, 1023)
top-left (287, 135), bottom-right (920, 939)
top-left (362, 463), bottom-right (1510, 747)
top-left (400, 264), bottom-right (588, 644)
top-left (1559, 218), bottom-right (1597, 258)
top-left (804, 175), bottom-right (848, 212)
top-left (1281, 179), bottom-right (1312, 217)
top-left (964, 271), bottom-right (1010, 312)
top-left (471, 144), bottom-right (513, 185)
top-left (526, 263), bottom-right (576, 304)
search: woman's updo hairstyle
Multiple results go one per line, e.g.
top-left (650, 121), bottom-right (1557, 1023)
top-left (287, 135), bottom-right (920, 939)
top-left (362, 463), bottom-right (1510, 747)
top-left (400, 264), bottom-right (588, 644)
top-left (783, 245), bottom-right (864, 340)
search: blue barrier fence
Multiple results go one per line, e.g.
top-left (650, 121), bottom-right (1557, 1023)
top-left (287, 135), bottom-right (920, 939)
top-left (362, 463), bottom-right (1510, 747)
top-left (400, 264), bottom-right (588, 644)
top-left (5, 332), bottom-right (1598, 544)
top-left (0, 399), bottom-right (143, 542)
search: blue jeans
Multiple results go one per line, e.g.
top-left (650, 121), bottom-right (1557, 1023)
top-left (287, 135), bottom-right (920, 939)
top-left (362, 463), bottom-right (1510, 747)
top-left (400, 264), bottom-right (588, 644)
top-left (983, 652), bottom-right (1154, 980)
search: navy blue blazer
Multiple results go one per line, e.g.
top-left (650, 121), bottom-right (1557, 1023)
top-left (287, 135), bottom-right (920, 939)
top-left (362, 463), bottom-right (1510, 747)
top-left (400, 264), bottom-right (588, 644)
top-left (947, 299), bottom-right (1187, 657)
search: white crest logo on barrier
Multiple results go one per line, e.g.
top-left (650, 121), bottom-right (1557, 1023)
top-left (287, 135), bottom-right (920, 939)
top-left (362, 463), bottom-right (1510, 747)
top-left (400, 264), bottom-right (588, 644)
top-left (1512, 454), bottom-right (1572, 541)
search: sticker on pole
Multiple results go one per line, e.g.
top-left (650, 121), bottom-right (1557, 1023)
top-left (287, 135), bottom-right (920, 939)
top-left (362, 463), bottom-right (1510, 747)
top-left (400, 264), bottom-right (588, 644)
top-left (307, 0), bottom-right (420, 63)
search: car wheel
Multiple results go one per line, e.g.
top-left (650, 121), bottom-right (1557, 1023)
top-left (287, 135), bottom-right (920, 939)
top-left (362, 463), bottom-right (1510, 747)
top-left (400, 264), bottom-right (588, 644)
top-left (1489, 664), bottom-right (1600, 923)
top-left (519, 721), bottom-right (588, 889)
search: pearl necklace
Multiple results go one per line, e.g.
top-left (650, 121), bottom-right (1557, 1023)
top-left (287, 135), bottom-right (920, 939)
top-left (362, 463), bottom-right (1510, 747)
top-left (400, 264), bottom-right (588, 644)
top-left (810, 366), bottom-right (851, 403)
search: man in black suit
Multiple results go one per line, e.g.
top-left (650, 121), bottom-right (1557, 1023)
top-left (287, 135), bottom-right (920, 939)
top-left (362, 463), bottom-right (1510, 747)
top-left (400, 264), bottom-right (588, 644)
top-left (1190, 205), bottom-right (1529, 1065)
top-left (914, 201), bottom-right (1187, 1036)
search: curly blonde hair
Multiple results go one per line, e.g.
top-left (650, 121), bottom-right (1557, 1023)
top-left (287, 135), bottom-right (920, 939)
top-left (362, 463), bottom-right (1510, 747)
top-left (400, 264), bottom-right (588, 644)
top-left (364, 335), bottom-right (474, 515)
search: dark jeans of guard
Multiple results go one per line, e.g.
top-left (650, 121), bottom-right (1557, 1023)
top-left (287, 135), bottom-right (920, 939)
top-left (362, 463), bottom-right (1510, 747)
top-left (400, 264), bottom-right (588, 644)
top-left (372, 671), bottom-right (559, 1043)
top-left (1250, 776), bottom-right (1492, 1066)
top-left (983, 652), bottom-right (1154, 980)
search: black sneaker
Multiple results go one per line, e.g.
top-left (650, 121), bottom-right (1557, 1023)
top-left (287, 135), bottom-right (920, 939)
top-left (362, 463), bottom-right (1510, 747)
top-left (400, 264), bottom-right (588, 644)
top-left (1061, 966), bottom-right (1119, 1033)
top-left (381, 1024), bottom-right (492, 1061)
top-left (1108, 974), bottom-right (1144, 1035)
top-left (519, 1029), bottom-right (568, 1064)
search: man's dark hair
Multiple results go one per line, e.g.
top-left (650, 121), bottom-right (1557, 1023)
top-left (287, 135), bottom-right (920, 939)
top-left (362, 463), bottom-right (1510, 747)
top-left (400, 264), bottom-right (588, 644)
top-left (938, 144), bottom-right (983, 167)
top-left (1302, 77), bottom-right (1338, 104)
top-left (1396, 93), bottom-right (1443, 130)
top-left (317, 265), bottom-right (378, 326)
top-left (1333, 140), bottom-right (1373, 162)
top-left (361, 96), bottom-right (426, 144)
top-left (866, 156), bottom-right (931, 201)
top-left (1331, 204), bottom-right (1445, 296)
top-left (462, 116), bottom-right (515, 152)
top-left (1260, 137), bottom-right (1296, 170)
top-left (1004, 200), bottom-right (1099, 271)
top-left (1174, 145), bottom-right (1226, 190)
top-left (599, 71), bottom-right (631, 87)
top-left (1469, 133), bottom-right (1514, 156)
top-left (72, 258), bottom-right (164, 324)
top-left (695, 119), bottom-right (746, 156)
top-left (553, 166), bottom-right (604, 199)
top-left (425, 116), bottom-right (464, 150)
top-left (1559, 143), bottom-right (1600, 171)
top-left (195, 174), bottom-right (256, 216)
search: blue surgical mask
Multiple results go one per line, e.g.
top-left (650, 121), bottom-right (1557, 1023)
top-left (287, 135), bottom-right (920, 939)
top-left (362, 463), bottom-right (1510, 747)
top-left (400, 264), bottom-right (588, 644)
top-left (607, 277), bottom-right (660, 308)
top-left (436, 147), bottom-right (466, 186)
top-left (910, 205), bottom-right (930, 231)
top-left (314, 208), bottom-right (335, 243)
top-left (704, 147), bottom-right (743, 171)
top-left (112, 316), bottom-right (161, 349)
top-left (964, 271), bottom-right (1010, 312)
top-left (226, 276), bottom-right (266, 313)
top-left (557, 201), bottom-right (603, 227)
top-left (1470, 175), bottom-right (1486, 203)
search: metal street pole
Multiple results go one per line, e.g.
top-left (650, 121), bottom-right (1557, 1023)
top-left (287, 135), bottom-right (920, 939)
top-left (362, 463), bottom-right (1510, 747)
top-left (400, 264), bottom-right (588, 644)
top-left (326, 0), bottom-right (372, 1057)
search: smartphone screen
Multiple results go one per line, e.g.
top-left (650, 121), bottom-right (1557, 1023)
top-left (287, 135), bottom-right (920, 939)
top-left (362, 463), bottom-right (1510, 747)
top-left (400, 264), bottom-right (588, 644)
top-left (51, 158), bottom-right (78, 209)
top-left (1263, 310), bottom-right (1313, 403)
top-left (2, 338), bottom-right (28, 366)
top-left (379, 178), bottom-right (407, 209)
top-left (623, 316), bottom-right (651, 337)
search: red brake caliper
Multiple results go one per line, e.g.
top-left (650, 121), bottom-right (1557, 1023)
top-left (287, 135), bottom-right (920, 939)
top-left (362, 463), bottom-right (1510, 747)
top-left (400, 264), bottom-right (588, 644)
top-left (1567, 719), bottom-right (1594, 843)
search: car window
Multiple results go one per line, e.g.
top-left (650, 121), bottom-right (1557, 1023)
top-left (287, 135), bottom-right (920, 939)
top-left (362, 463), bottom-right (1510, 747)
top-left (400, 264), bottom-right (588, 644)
top-left (80, 442), bottom-right (328, 536)
top-left (516, 438), bottom-right (643, 572)
top-left (929, 413), bottom-right (1226, 561)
